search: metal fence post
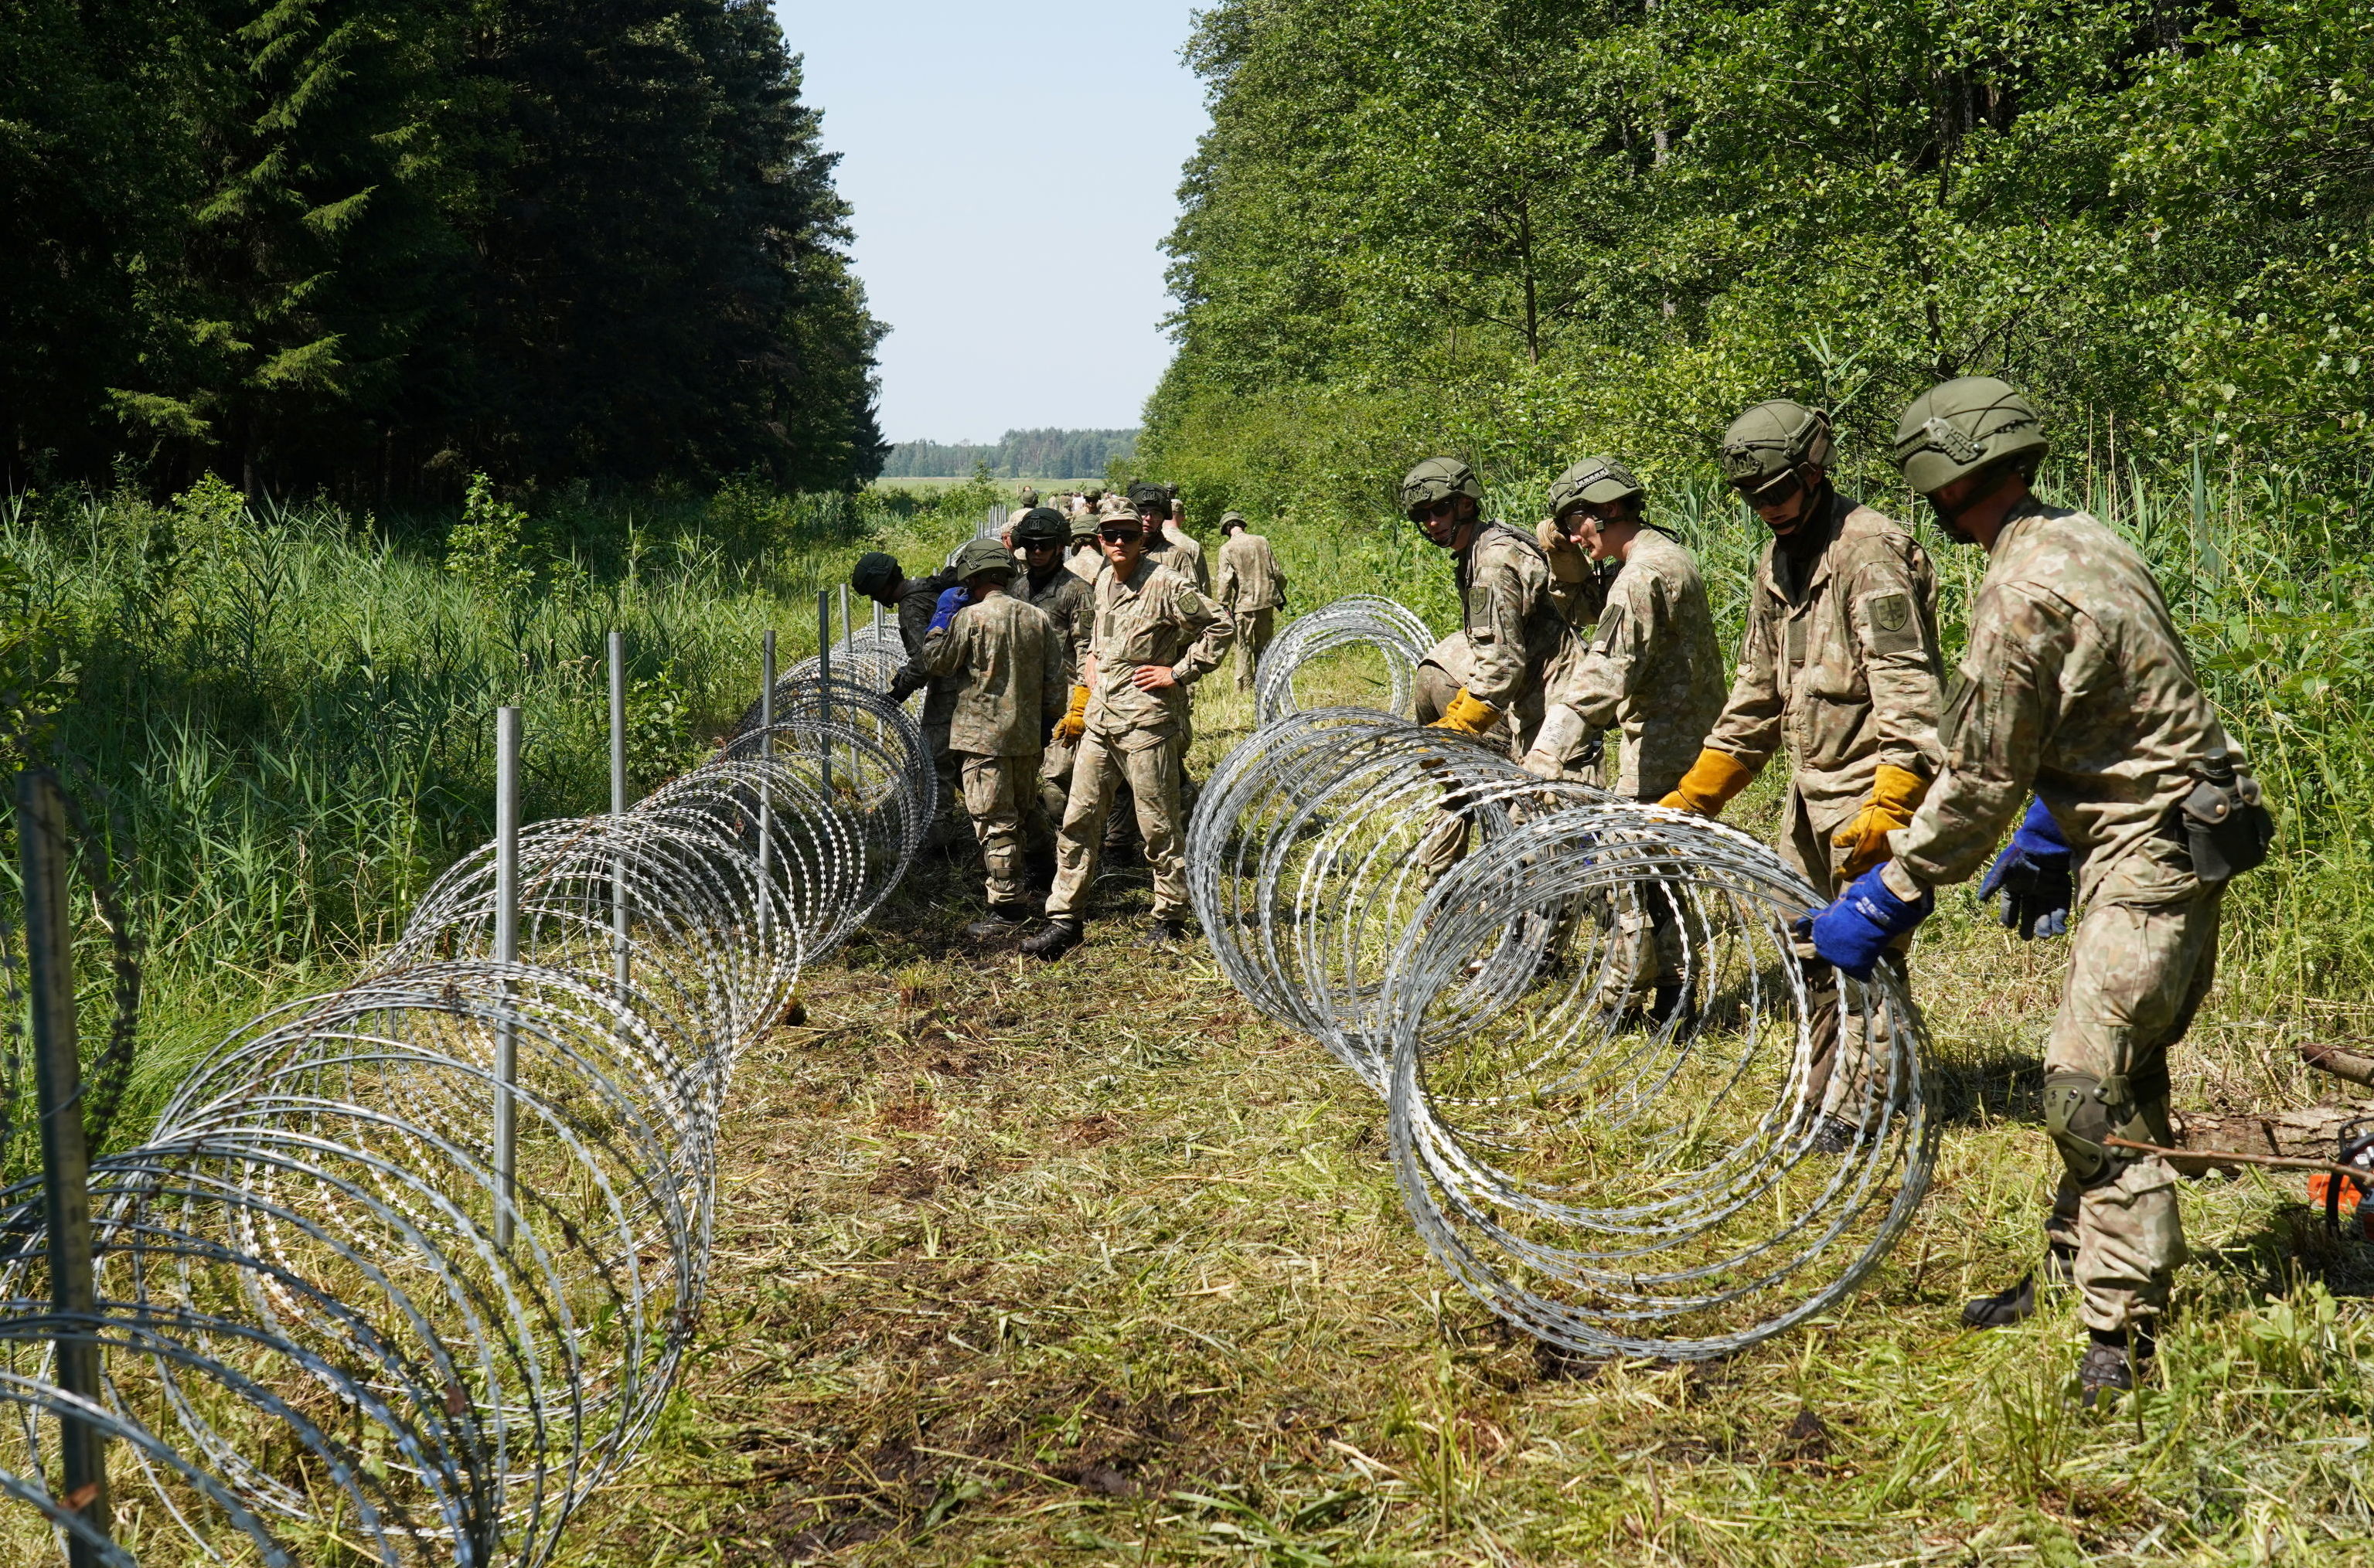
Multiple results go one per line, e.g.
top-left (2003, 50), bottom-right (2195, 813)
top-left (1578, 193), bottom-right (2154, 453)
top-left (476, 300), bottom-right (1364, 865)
top-left (492, 708), bottom-right (519, 1253)
top-left (758, 632), bottom-right (775, 950)
top-left (608, 631), bottom-right (629, 1002)
top-left (816, 591), bottom-right (834, 801)
top-left (16, 770), bottom-right (112, 1563)
top-left (839, 583), bottom-right (852, 661)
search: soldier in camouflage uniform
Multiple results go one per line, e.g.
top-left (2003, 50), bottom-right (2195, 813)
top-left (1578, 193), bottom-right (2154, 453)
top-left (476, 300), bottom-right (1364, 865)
top-left (1065, 511), bottom-right (1103, 583)
top-left (1657, 402), bottom-right (1947, 1145)
top-left (1520, 457), bottom-right (1725, 1020)
top-left (1803, 376), bottom-right (2271, 1404)
top-left (1214, 512), bottom-right (1286, 692)
top-left (1012, 505), bottom-right (1095, 876)
top-left (921, 536), bottom-right (1071, 938)
top-left (1133, 481), bottom-right (1211, 594)
top-left (1401, 457), bottom-right (1575, 875)
top-left (1023, 502), bottom-right (1235, 960)
top-left (853, 549), bottom-right (965, 845)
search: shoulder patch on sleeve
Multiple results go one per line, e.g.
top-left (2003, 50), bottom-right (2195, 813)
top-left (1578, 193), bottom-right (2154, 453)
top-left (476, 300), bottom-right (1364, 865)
top-left (1863, 590), bottom-right (1922, 655)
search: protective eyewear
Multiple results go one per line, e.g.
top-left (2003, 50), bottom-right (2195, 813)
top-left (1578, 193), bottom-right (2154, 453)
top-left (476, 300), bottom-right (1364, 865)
top-left (1409, 498), bottom-right (1461, 523)
top-left (1098, 527), bottom-right (1143, 544)
top-left (1735, 470), bottom-right (1803, 508)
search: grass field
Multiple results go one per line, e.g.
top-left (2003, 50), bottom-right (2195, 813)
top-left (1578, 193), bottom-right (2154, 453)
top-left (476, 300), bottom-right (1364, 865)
top-left (8, 475), bottom-right (2372, 1564)
top-left (543, 672), bottom-right (2374, 1568)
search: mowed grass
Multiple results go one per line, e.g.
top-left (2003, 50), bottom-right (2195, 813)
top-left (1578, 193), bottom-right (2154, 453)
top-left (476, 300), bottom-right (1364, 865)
top-left (550, 671), bottom-right (2374, 1568)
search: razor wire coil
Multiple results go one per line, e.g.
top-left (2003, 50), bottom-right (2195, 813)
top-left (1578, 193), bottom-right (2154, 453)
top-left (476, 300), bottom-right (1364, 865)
top-left (1252, 594), bottom-right (1434, 726)
top-left (0, 674), bottom-right (928, 1564)
top-left (1192, 617), bottom-right (1936, 1362)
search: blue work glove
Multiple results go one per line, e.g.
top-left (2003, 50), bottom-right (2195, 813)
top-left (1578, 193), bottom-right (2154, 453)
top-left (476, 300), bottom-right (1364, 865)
top-left (1793, 865), bottom-right (1934, 981)
top-left (1977, 796), bottom-right (2072, 940)
top-left (927, 584), bottom-right (969, 634)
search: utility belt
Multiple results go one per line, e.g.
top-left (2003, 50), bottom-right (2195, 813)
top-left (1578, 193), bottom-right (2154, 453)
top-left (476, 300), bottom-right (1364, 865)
top-left (2159, 756), bottom-right (2275, 884)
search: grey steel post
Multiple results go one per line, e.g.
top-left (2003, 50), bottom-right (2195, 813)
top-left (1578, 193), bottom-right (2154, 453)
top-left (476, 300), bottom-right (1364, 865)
top-left (816, 590), bottom-right (835, 801)
top-left (608, 631), bottom-right (629, 1001)
top-left (16, 770), bottom-right (112, 1562)
top-left (839, 583), bottom-right (852, 659)
top-left (758, 632), bottom-right (775, 948)
top-left (493, 707), bottom-right (520, 1253)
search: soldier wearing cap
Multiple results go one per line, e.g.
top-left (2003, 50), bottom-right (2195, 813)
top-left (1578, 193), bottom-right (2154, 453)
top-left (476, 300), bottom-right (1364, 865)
top-left (851, 549), bottom-right (965, 844)
top-left (1655, 403), bottom-right (1947, 1146)
top-left (1130, 480), bottom-right (1209, 594)
top-left (1012, 506), bottom-right (1095, 877)
top-left (1022, 501), bottom-right (1235, 960)
top-left (1214, 511), bottom-right (1286, 692)
top-left (1800, 377), bottom-right (2273, 1405)
top-left (921, 536), bottom-right (1071, 937)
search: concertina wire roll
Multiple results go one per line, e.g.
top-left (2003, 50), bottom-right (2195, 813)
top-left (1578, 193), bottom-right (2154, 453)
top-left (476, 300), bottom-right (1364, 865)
top-left (0, 664), bottom-right (931, 1566)
top-left (1193, 600), bottom-right (1938, 1361)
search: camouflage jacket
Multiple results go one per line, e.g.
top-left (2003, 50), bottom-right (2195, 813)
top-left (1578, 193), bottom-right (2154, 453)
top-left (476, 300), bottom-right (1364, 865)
top-left (1064, 548), bottom-right (1103, 585)
top-left (1215, 532), bottom-right (1286, 611)
top-left (1535, 519), bottom-right (1612, 631)
top-left (1453, 521), bottom-right (1572, 713)
top-left (921, 591), bottom-right (1069, 757)
top-left (1150, 526), bottom-right (1210, 594)
top-left (1083, 557), bottom-right (1234, 750)
top-left (1893, 505), bottom-right (2239, 906)
top-left (888, 568), bottom-right (962, 704)
top-left (1543, 528), bottom-right (1727, 799)
top-left (1704, 491), bottom-right (1945, 827)
top-left (1020, 562), bottom-right (1093, 678)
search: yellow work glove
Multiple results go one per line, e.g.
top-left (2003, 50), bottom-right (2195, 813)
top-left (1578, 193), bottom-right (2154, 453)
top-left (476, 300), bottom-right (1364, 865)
top-left (1426, 687), bottom-right (1500, 737)
top-left (1656, 748), bottom-right (1756, 817)
top-left (1830, 763), bottom-right (1928, 876)
top-left (1053, 684), bottom-right (1089, 743)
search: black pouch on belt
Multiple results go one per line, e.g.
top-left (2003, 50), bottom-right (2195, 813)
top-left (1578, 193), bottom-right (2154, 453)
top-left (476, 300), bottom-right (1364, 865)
top-left (2176, 757), bottom-right (2276, 883)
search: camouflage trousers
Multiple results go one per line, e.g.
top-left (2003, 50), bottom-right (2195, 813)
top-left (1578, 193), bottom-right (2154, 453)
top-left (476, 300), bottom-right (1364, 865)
top-left (922, 711), bottom-right (963, 847)
top-left (959, 752), bottom-right (1034, 907)
top-left (2042, 887), bottom-right (2222, 1332)
top-left (1412, 658), bottom-right (1544, 880)
top-left (1047, 730), bottom-right (1189, 921)
top-left (1232, 607), bottom-right (1276, 691)
top-left (1780, 789), bottom-right (1913, 1124)
top-left (1034, 734), bottom-right (1078, 855)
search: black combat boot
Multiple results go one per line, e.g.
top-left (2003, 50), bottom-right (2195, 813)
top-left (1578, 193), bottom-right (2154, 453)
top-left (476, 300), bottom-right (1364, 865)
top-left (1021, 917), bottom-right (1085, 961)
top-left (963, 904), bottom-right (1035, 944)
top-left (1960, 1240), bottom-right (2078, 1328)
top-left (1148, 915), bottom-right (1190, 945)
top-left (2076, 1323), bottom-right (2154, 1408)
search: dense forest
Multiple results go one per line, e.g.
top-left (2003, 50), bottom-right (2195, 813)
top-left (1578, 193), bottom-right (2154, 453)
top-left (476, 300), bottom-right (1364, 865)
top-left (1146, 0), bottom-right (2372, 519)
top-left (880, 427), bottom-right (1141, 479)
top-left (1, 0), bottom-right (888, 498)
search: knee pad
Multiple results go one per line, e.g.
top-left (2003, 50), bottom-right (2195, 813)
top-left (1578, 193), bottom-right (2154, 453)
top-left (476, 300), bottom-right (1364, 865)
top-left (2044, 1071), bottom-right (2167, 1189)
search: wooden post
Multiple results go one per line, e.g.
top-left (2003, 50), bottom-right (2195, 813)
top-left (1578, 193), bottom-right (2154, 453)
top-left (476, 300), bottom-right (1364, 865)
top-left (492, 708), bottom-right (519, 1253)
top-left (16, 770), bottom-right (112, 1563)
top-left (816, 591), bottom-right (834, 801)
top-left (758, 632), bottom-right (775, 948)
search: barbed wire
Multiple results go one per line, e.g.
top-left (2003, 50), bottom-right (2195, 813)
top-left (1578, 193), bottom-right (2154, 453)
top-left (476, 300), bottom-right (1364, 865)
top-left (1252, 594), bottom-right (1433, 725)
top-left (0, 676), bottom-right (928, 1564)
top-left (1190, 639), bottom-right (1936, 1361)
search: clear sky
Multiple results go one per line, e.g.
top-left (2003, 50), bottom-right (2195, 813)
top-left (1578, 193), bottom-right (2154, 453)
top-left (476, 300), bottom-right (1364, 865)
top-left (776, 2), bottom-right (1209, 444)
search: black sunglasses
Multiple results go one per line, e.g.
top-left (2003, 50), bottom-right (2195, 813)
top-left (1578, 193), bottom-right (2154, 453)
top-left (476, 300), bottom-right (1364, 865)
top-left (1098, 528), bottom-right (1143, 544)
top-left (1735, 471), bottom-right (1803, 508)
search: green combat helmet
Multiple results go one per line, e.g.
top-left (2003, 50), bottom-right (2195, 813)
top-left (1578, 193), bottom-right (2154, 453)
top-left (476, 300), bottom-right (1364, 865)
top-left (1400, 457), bottom-right (1482, 518)
top-left (1889, 376), bottom-right (2049, 496)
top-left (1718, 401), bottom-right (1833, 497)
top-left (1548, 455), bottom-right (1645, 519)
top-left (850, 551), bottom-right (902, 597)
top-left (1069, 512), bottom-right (1100, 543)
top-left (953, 536), bottom-right (1018, 581)
top-left (1017, 487), bottom-right (1040, 508)
top-left (1013, 506), bottom-right (1068, 548)
top-left (1220, 510), bottom-right (1248, 533)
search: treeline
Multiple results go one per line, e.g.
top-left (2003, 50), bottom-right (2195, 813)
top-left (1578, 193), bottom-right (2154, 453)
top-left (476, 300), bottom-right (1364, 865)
top-left (2, 1), bottom-right (887, 499)
top-left (880, 428), bottom-right (1139, 479)
top-left (1146, 0), bottom-right (2373, 519)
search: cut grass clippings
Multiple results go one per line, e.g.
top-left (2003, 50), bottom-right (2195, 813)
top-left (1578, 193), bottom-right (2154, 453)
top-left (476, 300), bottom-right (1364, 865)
top-left (546, 678), bottom-right (2374, 1568)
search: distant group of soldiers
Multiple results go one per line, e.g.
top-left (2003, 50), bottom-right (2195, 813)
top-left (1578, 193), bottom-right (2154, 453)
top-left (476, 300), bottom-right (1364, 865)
top-left (1396, 377), bottom-right (2270, 1404)
top-left (844, 479), bottom-right (1286, 961)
